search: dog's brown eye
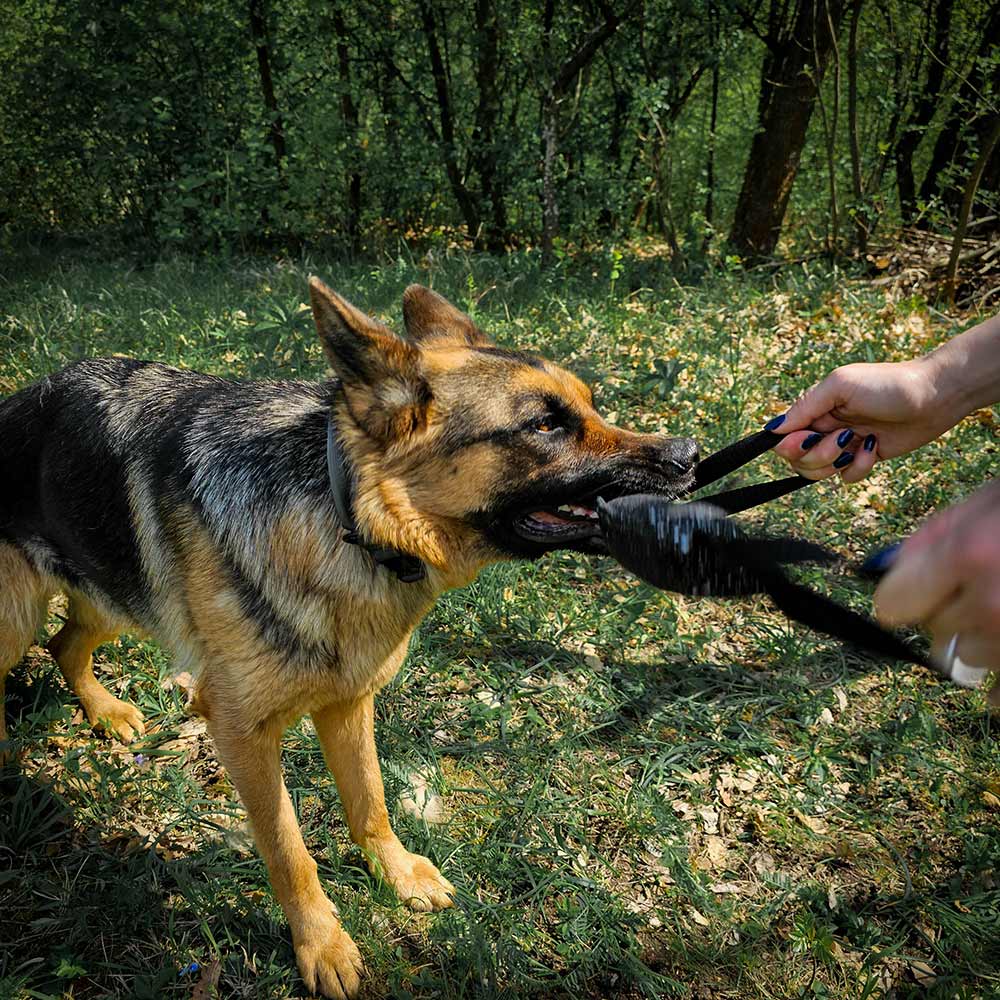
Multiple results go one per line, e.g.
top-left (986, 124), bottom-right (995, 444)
top-left (531, 414), bottom-right (562, 434)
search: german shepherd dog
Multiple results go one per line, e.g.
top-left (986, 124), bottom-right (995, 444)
top-left (0, 279), bottom-right (698, 997)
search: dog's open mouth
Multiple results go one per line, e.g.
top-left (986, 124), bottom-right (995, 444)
top-left (486, 462), bottom-right (696, 558)
top-left (512, 502), bottom-right (602, 543)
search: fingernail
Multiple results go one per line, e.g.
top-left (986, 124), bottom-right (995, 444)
top-left (861, 541), bottom-right (901, 578)
top-left (833, 450), bottom-right (854, 469)
top-left (863, 434), bottom-right (876, 452)
top-left (801, 432), bottom-right (823, 451)
top-left (763, 413), bottom-right (786, 432)
top-left (836, 429), bottom-right (854, 448)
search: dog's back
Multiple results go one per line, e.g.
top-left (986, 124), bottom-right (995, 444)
top-left (0, 357), bottom-right (355, 746)
top-left (0, 358), bottom-right (337, 621)
top-left (2, 358), bottom-right (211, 622)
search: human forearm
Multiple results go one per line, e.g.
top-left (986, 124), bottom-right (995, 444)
top-left (921, 312), bottom-right (1000, 419)
top-left (770, 311), bottom-right (1000, 483)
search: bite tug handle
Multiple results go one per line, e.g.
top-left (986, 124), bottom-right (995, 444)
top-left (691, 429), bottom-right (785, 490)
top-left (698, 475), bottom-right (813, 514)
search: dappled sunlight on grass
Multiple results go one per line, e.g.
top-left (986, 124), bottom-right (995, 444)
top-left (1, 249), bottom-right (998, 998)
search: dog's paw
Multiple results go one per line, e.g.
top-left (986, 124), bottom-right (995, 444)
top-left (295, 924), bottom-right (365, 1000)
top-left (82, 694), bottom-right (146, 743)
top-left (380, 850), bottom-right (455, 912)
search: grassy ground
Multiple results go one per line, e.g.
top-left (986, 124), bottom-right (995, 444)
top-left (1, 245), bottom-right (998, 1000)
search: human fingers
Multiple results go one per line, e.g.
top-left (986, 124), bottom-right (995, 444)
top-left (773, 429), bottom-right (839, 480)
top-left (947, 634), bottom-right (1000, 674)
top-left (930, 633), bottom-right (996, 690)
top-left (775, 369), bottom-right (855, 434)
top-left (924, 568), bottom-right (1000, 644)
top-left (839, 434), bottom-right (879, 484)
top-left (874, 532), bottom-right (963, 627)
top-left (793, 427), bottom-right (857, 473)
top-left (773, 430), bottom-right (821, 461)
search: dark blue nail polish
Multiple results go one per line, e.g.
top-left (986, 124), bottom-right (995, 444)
top-left (863, 434), bottom-right (876, 452)
top-left (764, 413), bottom-right (786, 432)
top-left (833, 450), bottom-right (854, 469)
top-left (860, 541), bottom-right (902, 578)
top-left (801, 432), bottom-right (823, 450)
top-left (837, 429), bottom-right (854, 448)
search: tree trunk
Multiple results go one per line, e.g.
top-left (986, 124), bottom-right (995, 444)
top-left (541, 100), bottom-right (560, 264)
top-left (865, 11), bottom-right (904, 202)
top-left (247, 0), bottom-right (286, 180)
top-left (815, 0), bottom-right (843, 253)
top-left (332, 10), bottom-right (361, 254)
top-left (417, 0), bottom-right (482, 242)
top-left (942, 115), bottom-right (1000, 303)
top-left (847, 0), bottom-right (866, 252)
top-left (703, 9), bottom-right (720, 237)
top-left (729, 0), bottom-right (848, 259)
top-left (376, 13), bottom-right (401, 221)
top-left (540, 5), bottom-right (623, 268)
top-left (599, 53), bottom-right (630, 232)
top-left (471, 0), bottom-right (507, 252)
top-left (893, 0), bottom-right (954, 222)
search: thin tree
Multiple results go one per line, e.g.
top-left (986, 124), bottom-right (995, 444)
top-left (703, 0), bottom-right (721, 240)
top-left (729, 0), bottom-right (848, 259)
top-left (470, 0), bottom-right (507, 251)
top-left (539, 1), bottom-right (625, 267)
top-left (247, 0), bottom-right (287, 182)
top-left (892, 0), bottom-right (954, 223)
top-left (943, 115), bottom-right (1000, 304)
top-left (813, 0), bottom-right (843, 253)
top-left (416, 0), bottom-right (483, 241)
top-left (846, 0), bottom-right (867, 252)
top-left (332, 9), bottom-right (362, 253)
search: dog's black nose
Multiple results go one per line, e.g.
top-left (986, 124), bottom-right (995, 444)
top-left (662, 437), bottom-right (699, 475)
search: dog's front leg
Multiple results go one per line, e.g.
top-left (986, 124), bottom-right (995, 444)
top-left (209, 711), bottom-right (364, 999)
top-left (313, 695), bottom-right (455, 911)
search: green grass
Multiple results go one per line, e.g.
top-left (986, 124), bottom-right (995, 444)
top-left (1, 246), bottom-right (998, 1000)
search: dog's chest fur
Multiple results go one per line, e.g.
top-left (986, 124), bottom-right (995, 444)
top-left (1, 358), bottom-right (443, 707)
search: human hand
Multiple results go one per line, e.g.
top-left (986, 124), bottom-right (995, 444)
top-left (766, 359), bottom-right (966, 483)
top-left (875, 479), bottom-right (1000, 704)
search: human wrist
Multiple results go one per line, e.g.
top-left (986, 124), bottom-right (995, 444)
top-left (922, 315), bottom-right (1000, 419)
top-left (907, 344), bottom-right (976, 426)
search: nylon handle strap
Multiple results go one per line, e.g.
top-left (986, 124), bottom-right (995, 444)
top-left (697, 475), bottom-right (812, 514)
top-left (689, 428), bottom-right (814, 512)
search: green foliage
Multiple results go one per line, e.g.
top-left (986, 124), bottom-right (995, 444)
top-left (1, 0), bottom-right (994, 256)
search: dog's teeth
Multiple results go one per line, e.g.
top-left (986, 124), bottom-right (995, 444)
top-left (588, 511), bottom-right (598, 519)
top-left (557, 504), bottom-right (573, 513)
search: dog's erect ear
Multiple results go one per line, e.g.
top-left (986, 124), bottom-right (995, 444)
top-left (402, 285), bottom-right (493, 347)
top-left (310, 276), bottom-right (413, 382)
top-left (309, 276), bottom-right (430, 439)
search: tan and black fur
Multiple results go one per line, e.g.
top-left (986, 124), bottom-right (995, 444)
top-left (0, 279), bottom-right (698, 998)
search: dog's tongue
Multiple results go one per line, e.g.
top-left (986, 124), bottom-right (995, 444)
top-left (528, 505), bottom-right (597, 525)
top-left (530, 510), bottom-right (567, 525)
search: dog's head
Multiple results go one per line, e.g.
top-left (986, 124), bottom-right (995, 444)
top-left (309, 277), bottom-right (698, 580)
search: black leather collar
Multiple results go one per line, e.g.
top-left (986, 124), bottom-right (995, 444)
top-left (325, 408), bottom-right (426, 584)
